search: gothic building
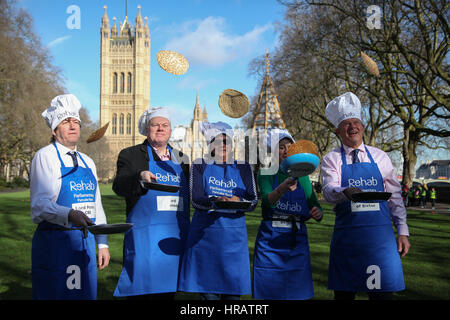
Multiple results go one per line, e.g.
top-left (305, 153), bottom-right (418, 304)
top-left (99, 6), bottom-right (150, 179)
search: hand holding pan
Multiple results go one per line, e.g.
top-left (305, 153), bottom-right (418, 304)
top-left (142, 181), bottom-right (180, 193)
top-left (80, 223), bottom-right (133, 238)
top-left (280, 140), bottom-right (320, 178)
top-left (214, 196), bottom-right (252, 210)
top-left (140, 170), bottom-right (180, 193)
top-left (87, 223), bottom-right (133, 235)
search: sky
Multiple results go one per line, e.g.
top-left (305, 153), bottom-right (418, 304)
top-left (18, 0), bottom-right (284, 129)
top-left (17, 0), bottom-right (449, 168)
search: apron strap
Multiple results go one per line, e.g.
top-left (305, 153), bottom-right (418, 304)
top-left (53, 142), bottom-right (66, 168)
top-left (53, 142), bottom-right (91, 178)
top-left (364, 145), bottom-right (375, 164)
top-left (77, 152), bottom-right (91, 169)
top-left (340, 145), bottom-right (347, 165)
top-left (341, 144), bottom-right (375, 165)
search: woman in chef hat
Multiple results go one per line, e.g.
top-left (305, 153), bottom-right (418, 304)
top-left (178, 121), bottom-right (257, 300)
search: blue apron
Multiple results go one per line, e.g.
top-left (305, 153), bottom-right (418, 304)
top-left (253, 175), bottom-right (314, 300)
top-left (328, 146), bottom-right (405, 292)
top-left (114, 145), bottom-right (190, 297)
top-left (179, 162), bottom-right (251, 295)
top-left (32, 143), bottom-right (97, 300)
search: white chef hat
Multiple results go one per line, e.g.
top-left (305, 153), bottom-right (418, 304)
top-left (42, 94), bottom-right (82, 131)
top-left (325, 92), bottom-right (362, 128)
top-left (138, 106), bottom-right (172, 135)
top-left (200, 121), bottom-right (234, 145)
top-left (266, 128), bottom-right (294, 149)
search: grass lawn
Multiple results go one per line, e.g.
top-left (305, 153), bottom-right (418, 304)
top-left (0, 184), bottom-right (449, 300)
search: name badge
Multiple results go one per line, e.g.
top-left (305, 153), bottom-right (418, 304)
top-left (272, 213), bottom-right (300, 229)
top-left (157, 196), bottom-right (184, 212)
top-left (351, 202), bottom-right (380, 212)
top-left (72, 202), bottom-right (96, 220)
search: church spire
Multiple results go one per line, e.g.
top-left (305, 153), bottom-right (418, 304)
top-left (111, 17), bottom-right (117, 36)
top-left (101, 5), bottom-right (109, 29)
top-left (136, 5), bottom-right (143, 27)
top-left (193, 90), bottom-right (202, 120)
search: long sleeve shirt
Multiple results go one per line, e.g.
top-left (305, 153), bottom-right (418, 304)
top-left (30, 142), bottom-right (108, 248)
top-left (321, 143), bottom-right (409, 236)
top-left (257, 169), bottom-right (322, 220)
top-left (190, 159), bottom-right (258, 212)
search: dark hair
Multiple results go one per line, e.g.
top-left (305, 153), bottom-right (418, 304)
top-left (209, 134), bottom-right (232, 158)
top-left (49, 119), bottom-right (81, 143)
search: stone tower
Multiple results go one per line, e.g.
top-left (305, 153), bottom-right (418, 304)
top-left (99, 5), bottom-right (150, 179)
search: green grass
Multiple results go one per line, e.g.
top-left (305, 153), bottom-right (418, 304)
top-left (0, 185), bottom-right (449, 300)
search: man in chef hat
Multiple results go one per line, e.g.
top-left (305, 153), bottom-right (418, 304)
top-left (321, 92), bottom-right (410, 300)
top-left (30, 93), bottom-right (110, 300)
top-left (113, 106), bottom-right (190, 300)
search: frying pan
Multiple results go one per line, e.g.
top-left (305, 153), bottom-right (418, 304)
top-left (142, 181), bottom-right (180, 193)
top-left (81, 223), bottom-right (133, 238)
top-left (280, 153), bottom-right (320, 178)
top-left (214, 200), bottom-right (252, 210)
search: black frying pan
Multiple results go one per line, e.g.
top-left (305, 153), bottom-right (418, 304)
top-left (214, 200), bottom-right (252, 210)
top-left (80, 223), bottom-right (133, 238)
top-left (142, 181), bottom-right (180, 193)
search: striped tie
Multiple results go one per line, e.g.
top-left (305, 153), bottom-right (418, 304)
top-left (67, 151), bottom-right (78, 168)
top-left (352, 149), bottom-right (360, 164)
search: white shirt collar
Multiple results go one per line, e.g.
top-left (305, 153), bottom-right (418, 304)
top-left (343, 142), bottom-right (365, 155)
top-left (54, 141), bottom-right (78, 154)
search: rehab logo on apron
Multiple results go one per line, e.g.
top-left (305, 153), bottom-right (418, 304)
top-left (328, 146), bottom-right (405, 292)
top-left (32, 143), bottom-right (97, 300)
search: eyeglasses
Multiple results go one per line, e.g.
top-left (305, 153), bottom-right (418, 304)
top-left (150, 123), bottom-right (170, 130)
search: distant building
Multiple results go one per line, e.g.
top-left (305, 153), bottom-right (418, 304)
top-left (170, 51), bottom-right (287, 165)
top-left (416, 160), bottom-right (450, 179)
top-left (170, 91), bottom-right (209, 162)
top-left (99, 6), bottom-right (151, 179)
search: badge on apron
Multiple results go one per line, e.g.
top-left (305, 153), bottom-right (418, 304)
top-left (157, 196), bottom-right (184, 211)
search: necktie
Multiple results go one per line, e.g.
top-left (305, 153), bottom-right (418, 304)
top-left (67, 151), bottom-right (78, 168)
top-left (352, 149), bottom-right (360, 164)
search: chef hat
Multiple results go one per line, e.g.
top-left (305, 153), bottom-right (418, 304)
top-left (42, 94), bottom-right (82, 131)
top-left (325, 92), bottom-right (362, 128)
top-left (200, 121), bottom-right (233, 145)
top-left (138, 106), bottom-right (172, 135)
top-left (266, 128), bottom-right (294, 150)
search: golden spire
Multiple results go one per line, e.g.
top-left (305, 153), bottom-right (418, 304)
top-left (265, 48), bottom-right (270, 75)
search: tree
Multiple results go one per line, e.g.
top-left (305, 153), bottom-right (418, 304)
top-left (0, 0), bottom-right (64, 180)
top-left (276, 0), bottom-right (449, 186)
top-left (0, 0), bottom-right (106, 182)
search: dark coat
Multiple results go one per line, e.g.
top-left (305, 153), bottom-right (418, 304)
top-left (112, 140), bottom-right (190, 214)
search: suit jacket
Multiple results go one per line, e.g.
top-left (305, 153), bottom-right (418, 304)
top-left (112, 140), bottom-right (190, 214)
